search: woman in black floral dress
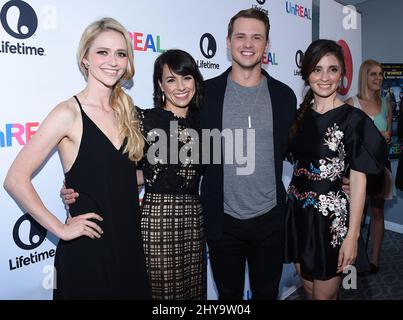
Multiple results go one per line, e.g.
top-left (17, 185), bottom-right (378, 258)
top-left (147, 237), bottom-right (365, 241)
top-left (285, 40), bottom-right (387, 299)
top-left (138, 49), bottom-right (206, 300)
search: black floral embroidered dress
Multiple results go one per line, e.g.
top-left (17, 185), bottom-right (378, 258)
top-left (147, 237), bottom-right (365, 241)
top-left (138, 107), bottom-right (206, 300)
top-left (284, 104), bottom-right (387, 280)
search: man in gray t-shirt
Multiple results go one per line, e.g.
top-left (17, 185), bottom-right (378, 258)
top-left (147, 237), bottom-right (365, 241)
top-left (200, 8), bottom-right (296, 299)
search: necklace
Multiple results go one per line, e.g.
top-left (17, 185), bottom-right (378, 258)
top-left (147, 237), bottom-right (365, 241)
top-left (231, 77), bottom-right (265, 129)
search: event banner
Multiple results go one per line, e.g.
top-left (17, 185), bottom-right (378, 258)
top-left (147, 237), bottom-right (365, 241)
top-left (382, 63), bottom-right (403, 159)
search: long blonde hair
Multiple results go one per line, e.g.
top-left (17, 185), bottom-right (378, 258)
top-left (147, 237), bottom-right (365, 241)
top-left (358, 59), bottom-right (382, 104)
top-left (77, 17), bottom-right (144, 161)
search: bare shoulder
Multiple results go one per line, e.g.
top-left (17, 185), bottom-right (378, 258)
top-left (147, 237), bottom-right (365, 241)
top-left (49, 97), bottom-right (80, 124)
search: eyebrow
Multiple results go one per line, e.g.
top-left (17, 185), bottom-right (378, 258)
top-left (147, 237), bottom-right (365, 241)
top-left (233, 32), bottom-right (264, 37)
top-left (315, 65), bottom-right (340, 68)
top-left (94, 47), bottom-right (128, 52)
top-left (164, 75), bottom-right (176, 80)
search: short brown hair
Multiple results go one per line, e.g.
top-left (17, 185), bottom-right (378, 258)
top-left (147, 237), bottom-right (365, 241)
top-left (227, 8), bottom-right (270, 40)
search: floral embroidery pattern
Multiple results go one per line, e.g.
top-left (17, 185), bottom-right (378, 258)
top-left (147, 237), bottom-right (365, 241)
top-left (287, 185), bottom-right (318, 209)
top-left (319, 123), bottom-right (346, 181)
top-left (318, 191), bottom-right (349, 248)
top-left (288, 185), bottom-right (349, 248)
top-left (293, 161), bottom-right (322, 181)
top-left (293, 122), bottom-right (346, 182)
top-left (324, 123), bottom-right (344, 151)
top-left (318, 157), bottom-right (344, 181)
top-left (288, 121), bottom-right (352, 249)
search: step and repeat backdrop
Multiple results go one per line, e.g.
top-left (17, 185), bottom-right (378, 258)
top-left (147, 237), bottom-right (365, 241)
top-left (0, 0), bottom-right (313, 299)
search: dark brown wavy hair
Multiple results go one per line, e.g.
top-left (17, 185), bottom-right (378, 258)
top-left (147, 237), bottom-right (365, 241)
top-left (289, 39), bottom-right (346, 140)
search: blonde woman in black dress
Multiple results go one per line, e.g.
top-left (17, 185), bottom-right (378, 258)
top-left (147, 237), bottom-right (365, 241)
top-left (5, 18), bottom-right (150, 299)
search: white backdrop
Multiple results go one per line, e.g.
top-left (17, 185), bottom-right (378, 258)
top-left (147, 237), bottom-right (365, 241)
top-left (0, 0), bottom-right (312, 299)
top-left (319, 0), bottom-right (362, 99)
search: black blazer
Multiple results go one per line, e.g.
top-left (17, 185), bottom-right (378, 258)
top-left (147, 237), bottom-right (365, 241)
top-left (198, 67), bottom-right (297, 240)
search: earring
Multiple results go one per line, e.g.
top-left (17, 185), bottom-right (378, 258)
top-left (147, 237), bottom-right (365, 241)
top-left (84, 62), bottom-right (90, 69)
top-left (162, 92), bottom-right (165, 104)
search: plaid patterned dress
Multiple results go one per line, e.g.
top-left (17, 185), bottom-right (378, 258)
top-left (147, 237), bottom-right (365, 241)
top-left (138, 107), bottom-right (206, 300)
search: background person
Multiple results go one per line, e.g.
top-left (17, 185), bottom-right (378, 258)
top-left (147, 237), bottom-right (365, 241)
top-left (346, 59), bottom-right (394, 274)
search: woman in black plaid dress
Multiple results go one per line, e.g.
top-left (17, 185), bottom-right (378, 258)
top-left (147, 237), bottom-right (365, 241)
top-left (138, 49), bottom-right (206, 300)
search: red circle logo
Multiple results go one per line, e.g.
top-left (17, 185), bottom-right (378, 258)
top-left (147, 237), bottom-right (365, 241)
top-left (337, 39), bottom-right (353, 96)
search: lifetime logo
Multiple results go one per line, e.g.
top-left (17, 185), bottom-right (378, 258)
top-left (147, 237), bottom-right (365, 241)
top-left (199, 33), bottom-right (216, 59)
top-left (0, 0), bottom-right (38, 39)
top-left (9, 214), bottom-right (53, 271)
top-left (0, 122), bottom-right (39, 148)
top-left (252, 0), bottom-right (268, 15)
top-left (13, 213), bottom-right (47, 250)
top-left (293, 49), bottom-right (304, 76)
top-left (0, 0), bottom-right (45, 56)
top-left (196, 33), bottom-right (220, 70)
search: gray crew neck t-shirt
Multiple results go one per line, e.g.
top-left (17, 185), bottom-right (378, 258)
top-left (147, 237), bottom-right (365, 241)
top-left (222, 74), bottom-right (277, 220)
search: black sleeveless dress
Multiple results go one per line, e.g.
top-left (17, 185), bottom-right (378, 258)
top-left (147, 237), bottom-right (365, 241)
top-left (53, 96), bottom-right (151, 299)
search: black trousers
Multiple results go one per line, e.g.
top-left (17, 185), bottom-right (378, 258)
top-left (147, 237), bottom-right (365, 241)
top-left (207, 207), bottom-right (283, 300)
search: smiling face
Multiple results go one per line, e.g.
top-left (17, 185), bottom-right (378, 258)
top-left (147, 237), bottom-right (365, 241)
top-left (159, 64), bottom-right (196, 111)
top-left (83, 30), bottom-right (129, 88)
top-left (308, 53), bottom-right (342, 99)
top-left (227, 17), bottom-right (268, 71)
top-left (367, 65), bottom-right (383, 92)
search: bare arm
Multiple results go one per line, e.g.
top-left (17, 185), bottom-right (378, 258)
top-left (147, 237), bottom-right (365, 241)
top-left (136, 170), bottom-right (144, 186)
top-left (337, 169), bottom-right (366, 272)
top-left (4, 102), bottom-right (102, 240)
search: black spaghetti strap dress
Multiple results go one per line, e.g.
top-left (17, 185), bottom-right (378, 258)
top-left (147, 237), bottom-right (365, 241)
top-left (53, 96), bottom-right (151, 299)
